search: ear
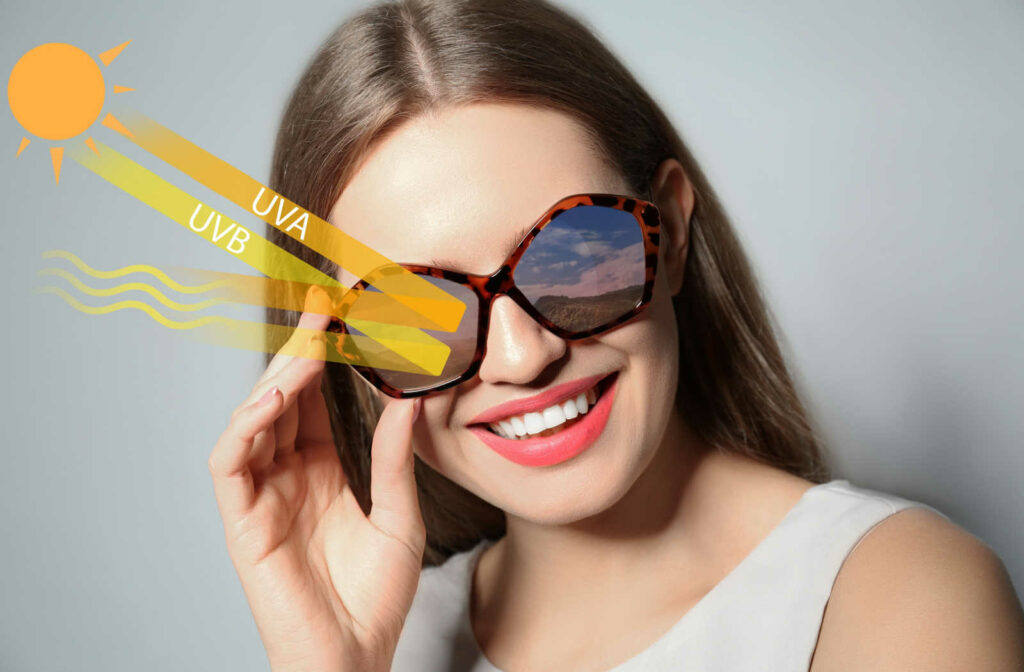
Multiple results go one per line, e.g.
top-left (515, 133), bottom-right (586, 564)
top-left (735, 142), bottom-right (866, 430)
top-left (649, 158), bottom-right (695, 297)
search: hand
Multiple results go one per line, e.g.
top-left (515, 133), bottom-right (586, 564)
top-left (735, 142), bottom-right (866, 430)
top-left (208, 308), bottom-right (427, 672)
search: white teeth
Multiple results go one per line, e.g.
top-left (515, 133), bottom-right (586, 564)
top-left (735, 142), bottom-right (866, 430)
top-left (523, 411), bottom-right (546, 434)
top-left (484, 380), bottom-right (604, 439)
top-left (544, 404), bottom-right (567, 429)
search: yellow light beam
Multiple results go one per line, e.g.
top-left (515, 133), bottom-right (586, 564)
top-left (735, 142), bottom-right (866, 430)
top-left (188, 319), bottom-right (441, 374)
top-left (43, 250), bottom-right (454, 331)
top-left (35, 285), bottom-right (229, 330)
top-left (34, 285), bottom-right (442, 374)
top-left (172, 267), bottom-right (459, 331)
top-left (109, 109), bottom-right (465, 333)
top-left (37, 267), bottom-right (227, 312)
top-left (43, 249), bottom-right (228, 294)
top-left (69, 139), bottom-right (326, 285)
top-left (66, 139), bottom-right (450, 374)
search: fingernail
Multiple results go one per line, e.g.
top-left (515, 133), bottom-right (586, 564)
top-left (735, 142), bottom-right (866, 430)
top-left (303, 284), bottom-right (332, 315)
top-left (412, 397), bottom-right (423, 422)
top-left (254, 385), bottom-right (279, 407)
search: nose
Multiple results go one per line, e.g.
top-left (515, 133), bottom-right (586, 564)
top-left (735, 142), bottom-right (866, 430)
top-left (477, 295), bottom-right (567, 385)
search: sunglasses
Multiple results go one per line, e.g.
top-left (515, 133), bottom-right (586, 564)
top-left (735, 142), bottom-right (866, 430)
top-left (327, 191), bottom-right (661, 398)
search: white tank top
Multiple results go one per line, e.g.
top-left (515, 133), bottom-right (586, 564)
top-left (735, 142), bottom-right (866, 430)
top-left (391, 478), bottom-right (950, 671)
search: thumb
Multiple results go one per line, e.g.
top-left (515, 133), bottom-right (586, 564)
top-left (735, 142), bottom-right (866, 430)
top-left (367, 397), bottom-right (426, 557)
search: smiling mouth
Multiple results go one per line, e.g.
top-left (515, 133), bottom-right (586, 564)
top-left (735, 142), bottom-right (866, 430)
top-left (472, 371), bottom-right (618, 440)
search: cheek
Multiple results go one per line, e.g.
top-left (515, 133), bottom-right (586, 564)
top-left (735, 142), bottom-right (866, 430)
top-left (646, 290), bottom-right (681, 412)
top-left (617, 267), bottom-right (680, 383)
top-left (408, 392), bottom-right (459, 475)
top-left (624, 292), bottom-right (678, 361)
top-left (604, 278), bottom-right (680, 448)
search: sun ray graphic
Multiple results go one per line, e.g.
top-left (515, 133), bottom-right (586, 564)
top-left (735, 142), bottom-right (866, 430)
top-left (7, 40), bottom-right (134, 184)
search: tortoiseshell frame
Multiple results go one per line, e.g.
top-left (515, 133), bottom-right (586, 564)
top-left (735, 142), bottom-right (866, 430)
top-left (328, 192), bottom-right (662, 399)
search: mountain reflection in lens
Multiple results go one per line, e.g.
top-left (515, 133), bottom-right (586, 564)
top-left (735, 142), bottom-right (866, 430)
top-left (515, 205), bottom-right (645, 333)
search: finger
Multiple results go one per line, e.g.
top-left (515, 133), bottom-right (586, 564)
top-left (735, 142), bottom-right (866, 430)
top-left (368, 397), bottom-right (426, 557)
top-left (273, 393), bottom-right (299, 457)
top-left (208, 386), bottom-right (284, 519)
top-left (249, 309), bottom-right (331, 403)
top-left (250, 332), bottom-right (327, 463)
top-left (245, 320), bottom-right (328, 420)
top-left (272, 327), bottom-right (332, 453)
top-left (253, 451), bottom-right (305, 516)
top-left (249, 423), bottom-right (278, 480)
top-left (251, 308), bottom-right (330, 398)
top-left (263, 282), bottom-right (331, 359)
top-left (295, 365), bottom-right (333, 447)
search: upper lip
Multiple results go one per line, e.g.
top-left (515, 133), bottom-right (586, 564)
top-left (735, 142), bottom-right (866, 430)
top-left (467, 372), bottom-right (613, 425)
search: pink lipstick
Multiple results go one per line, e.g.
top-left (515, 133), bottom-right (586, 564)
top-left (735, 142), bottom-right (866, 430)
top-left (468, 372), bottom-right (618, 467)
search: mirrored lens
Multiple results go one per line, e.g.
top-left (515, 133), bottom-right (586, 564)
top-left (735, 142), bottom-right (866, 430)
top-left (515, 204), bottom-right (645, 333)
top-left (343, 275), bottom-right (479, 393)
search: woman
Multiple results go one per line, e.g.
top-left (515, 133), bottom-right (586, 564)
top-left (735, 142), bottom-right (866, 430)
top-left (207, 0), bottom-right (1024, 670)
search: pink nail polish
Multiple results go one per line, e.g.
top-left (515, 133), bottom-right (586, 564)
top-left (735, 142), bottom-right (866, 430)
top-left (255, 386), bottom-right (279, 407)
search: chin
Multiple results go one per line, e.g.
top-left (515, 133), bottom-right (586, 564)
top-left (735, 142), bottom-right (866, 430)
top-left (471, 427), bottom-right (657, 526)
top-left (511, 454), bottom-right (658, 525)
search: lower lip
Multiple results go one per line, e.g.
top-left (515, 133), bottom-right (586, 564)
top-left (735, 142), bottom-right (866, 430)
top-left (468, 372), bottom-right (618, 467)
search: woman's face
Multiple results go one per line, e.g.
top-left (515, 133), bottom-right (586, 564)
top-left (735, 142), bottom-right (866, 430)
top-left (329, 103), bottom-right (689, 525)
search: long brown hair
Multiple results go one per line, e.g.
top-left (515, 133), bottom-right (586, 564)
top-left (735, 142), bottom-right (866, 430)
top-left (265, 0), bottom-right (832, 568)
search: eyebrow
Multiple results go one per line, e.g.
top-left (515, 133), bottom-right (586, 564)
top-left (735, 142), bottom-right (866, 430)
top-left (425, 222), bottom-right (535, 273)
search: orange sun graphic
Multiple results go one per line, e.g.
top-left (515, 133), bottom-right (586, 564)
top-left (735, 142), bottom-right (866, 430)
top-left (8, 40), bottom-right (135, 184)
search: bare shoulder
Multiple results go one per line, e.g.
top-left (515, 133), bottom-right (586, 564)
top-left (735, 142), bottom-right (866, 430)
top-left (809, 505), bottom-right (1024, 671)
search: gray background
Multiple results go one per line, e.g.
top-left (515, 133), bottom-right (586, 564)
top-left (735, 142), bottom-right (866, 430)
top-left (2, 1), bottom-right (1021, 670)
